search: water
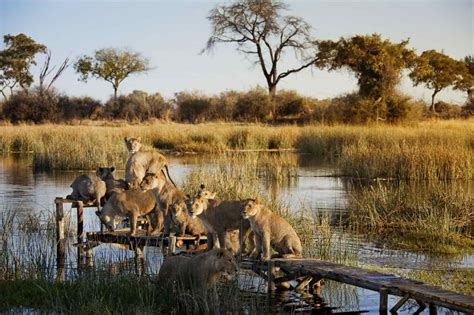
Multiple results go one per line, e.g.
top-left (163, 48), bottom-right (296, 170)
top-left (0, 153), bottom-right (472, 314)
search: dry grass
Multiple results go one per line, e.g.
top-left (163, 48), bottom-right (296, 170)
top-left (0, 120), bottom-right (472, 179)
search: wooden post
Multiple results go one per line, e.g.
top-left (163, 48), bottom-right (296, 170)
top-left (429, 304), bottom-right (437, 315)
top-left (55, 198), bottom-right (65, 281)
top-left (379, 288), bottom-right (388, 314)
top-left (76, 201), bottom-right (84, 266)
top-left (267, 260), bottom-right (275, 294)
top-left (168, 235), bottom-right (176, 255)
top-left (86, 248), bottom-right (93, 268)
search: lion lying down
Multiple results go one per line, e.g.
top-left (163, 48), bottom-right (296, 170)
top-left (157, 248), bottom-right (238, 296)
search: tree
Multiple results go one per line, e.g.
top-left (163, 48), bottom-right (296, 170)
top-left (0, 33), bottom-right (46, 100)
top-left (39, 50), bottom-right (70, 93)
top-left (203, 0), bottom-right (323, 107)
top-left (409, 50), bottom-right (467, 112)
top-left (319, 34), bottom-right (415, 101)
top-left (455, 55), bottom-right (474, 102)
top-left (74, 48), bottom-right (150, 100)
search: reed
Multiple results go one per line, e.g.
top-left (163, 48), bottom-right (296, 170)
top-left (0, 121), bottom-right (472, 179)
top-left (348, 181), bottom-right (474, 254)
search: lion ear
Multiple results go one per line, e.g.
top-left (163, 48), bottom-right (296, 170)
top-left (255, 197), bottom-right (262, 204)
top-left (124, 137), bottom-right (129, 142)
top-left (110, 166), bottom-right (115, 172)
top-left (200, 183), bottom-right (205, 190)
top-left (137, 137), bottom-right (141, 142)
top-left (186, 194), bottom-right (191, 199)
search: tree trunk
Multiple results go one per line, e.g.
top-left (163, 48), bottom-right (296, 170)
top-left (113, 85), bottom-right (118, 101)
top-left (431, 90), bottom-right (439, 113)
top-left (268, 83), bottom-right (277, 121)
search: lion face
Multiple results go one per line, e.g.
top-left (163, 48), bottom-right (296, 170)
top-left (124, 137), bottom-right (142, 154)
top-left (213, 249), bottom-right (239, 281)
top-left (242, 198), bottom-right (262, 219)
top-left (96, 166), bottom-right (115, 180)
top-left (96, 211), bottom-right (116, 231)
top-left (189, 197), bottom-right (206, 218)
top-left (170, 201), bottom-right (187, 222)
top-left (140, 173), bottom-right (160, 191)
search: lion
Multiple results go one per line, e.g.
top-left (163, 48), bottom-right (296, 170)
top-left (96, 177), bottom-right (163, 235)
top-left (67, 174), bottom-right (106, 209)
top-left (170, 200), bottom-right (206, 239)
top-left (242, 197), bottom-right (302, 260)
top-left (124, 137), bottom-right (176, 189)
top-left (188, 185), bottom-right (253, 255)
top-left (140, 172), bottom-right (188, 235)
top-left (96, 166), bottom-right (128, 200)
top-left (157, 248), bottom-right (238, 297)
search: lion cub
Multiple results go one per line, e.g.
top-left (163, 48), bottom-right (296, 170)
top-left (67, 174), bottom-right (106, 209)
top-left (124, 137), bottom-right (176, 189)
top-left (242, 197), bottom-right (302, 260)
top-left (96, 166), bottom-right (128, 200)
top-left (188, 185), bottom-right (252, 255)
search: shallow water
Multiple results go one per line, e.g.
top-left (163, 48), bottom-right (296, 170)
top-left (0, 153), bottom-right (472, 314)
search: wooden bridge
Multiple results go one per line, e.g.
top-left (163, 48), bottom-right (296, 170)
top-left (54, 197), bottom-right (474, 314)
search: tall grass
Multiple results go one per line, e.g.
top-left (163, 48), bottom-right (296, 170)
top-left (0, 121), bottom-right (472, 179)
top-left (348, 181), bottom-right (474, 254)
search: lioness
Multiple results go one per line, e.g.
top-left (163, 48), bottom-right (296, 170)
top-left (188, 185), bottom-right (252, 255)
top-left (96, 166), bottom-right (128, 200)
top-left (242, 197), bottom-right (302, 260)
top-left (124, 137), bottom-right (176, 189)
top-left (157, 248), bottom-right (238, 296)
top-left (96, 177), bottom-right (163, 235)
top-left (140, 172), bottom-right (187, 235)
top-left (67, 174), bottom-right (106, 209)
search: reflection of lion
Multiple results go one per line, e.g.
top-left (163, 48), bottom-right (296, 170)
top-left (157, 248), bottom-right (238, 296)
top-left (242, 197), bottom-right (302, 260)
top-left (188, 185), bottom-right (253, 255)
top-left (67, 175), bottom-right (106, 208)
top-left (124, 137), bottom-right (176, 189)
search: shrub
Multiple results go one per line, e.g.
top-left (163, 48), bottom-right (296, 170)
top-left (233, 86), bottom-right (271, 121)
top-left (175, 91), bottom-right (213, 123)
top-left (60, 96), bottom-right (103, 120)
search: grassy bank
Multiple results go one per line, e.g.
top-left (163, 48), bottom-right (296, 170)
top-left (0, 120), bottom-right (473, 179)
top-left (348, 181), bottom-right (474, 254)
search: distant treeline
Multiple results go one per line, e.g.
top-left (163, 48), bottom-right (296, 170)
top-left (0, 86), bottom-right (472, 124)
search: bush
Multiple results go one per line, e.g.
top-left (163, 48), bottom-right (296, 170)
top-left (60, 96), bottom-right (103, 120)
top-left (274, 90), bottom-right (308, 119)
top-left (3, 88), bottom-right (63, 123)
top-left (104, 90), bottom-right (172, 121)
top-left (175, 91), bottom-right (213, 123)
top-left (233, 87), bottom-right (271, 121)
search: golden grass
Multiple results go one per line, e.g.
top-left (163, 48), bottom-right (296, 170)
top-left (0, 120), bottom-right (472, 179)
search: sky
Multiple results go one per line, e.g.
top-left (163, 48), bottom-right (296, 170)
top-left (0, 0), bottom-right (472, 104)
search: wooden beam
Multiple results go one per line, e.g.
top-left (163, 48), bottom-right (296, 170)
top-left (390, 294), bottom-right (410, 313)
top-left (267, 260), bottom-right (275, 294)
top-left (414, 300), bottom-right (426, 314)
top-left (295, 275), bottom-right (313, 292)
top-left (55, 198), bottom-right (65, 282)
top-left (380, 288), bottom-right (388, 314)
top-left (429, 304), bottom-right (437, 315)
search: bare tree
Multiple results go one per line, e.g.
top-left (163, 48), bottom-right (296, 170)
top-left (39, 50), bottom-right (70, 93)
top-left (203, 0), bottom-right (323, 109)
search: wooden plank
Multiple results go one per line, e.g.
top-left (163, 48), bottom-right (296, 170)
top-left (379, 288), bottom-right (388, 314)
top-left (390, 294), bottom-right (410, 313)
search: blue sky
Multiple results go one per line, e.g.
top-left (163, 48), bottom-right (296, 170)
top-left (0, 0), bottom-right (472, 103)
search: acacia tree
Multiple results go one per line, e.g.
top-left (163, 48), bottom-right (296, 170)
top-left (0, 33), bottom-right (46, 100)
top-left (409, 50), bottom-right (467, 112)
top-left (74, 48), bottom-right (150, 100)
top-left (203, 0), bottom-right (324, 110)
top-left (319, 34), bottom-right (415, 101)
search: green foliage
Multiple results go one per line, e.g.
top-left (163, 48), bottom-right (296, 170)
top-left (0, 34), bottom-right (46, 99)
top-left (74, 47), bottom-right (150, 99)
top-left (319, 34), bottom-right (415, 100)
top-left (409, 50), bottom-right (468, 111)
